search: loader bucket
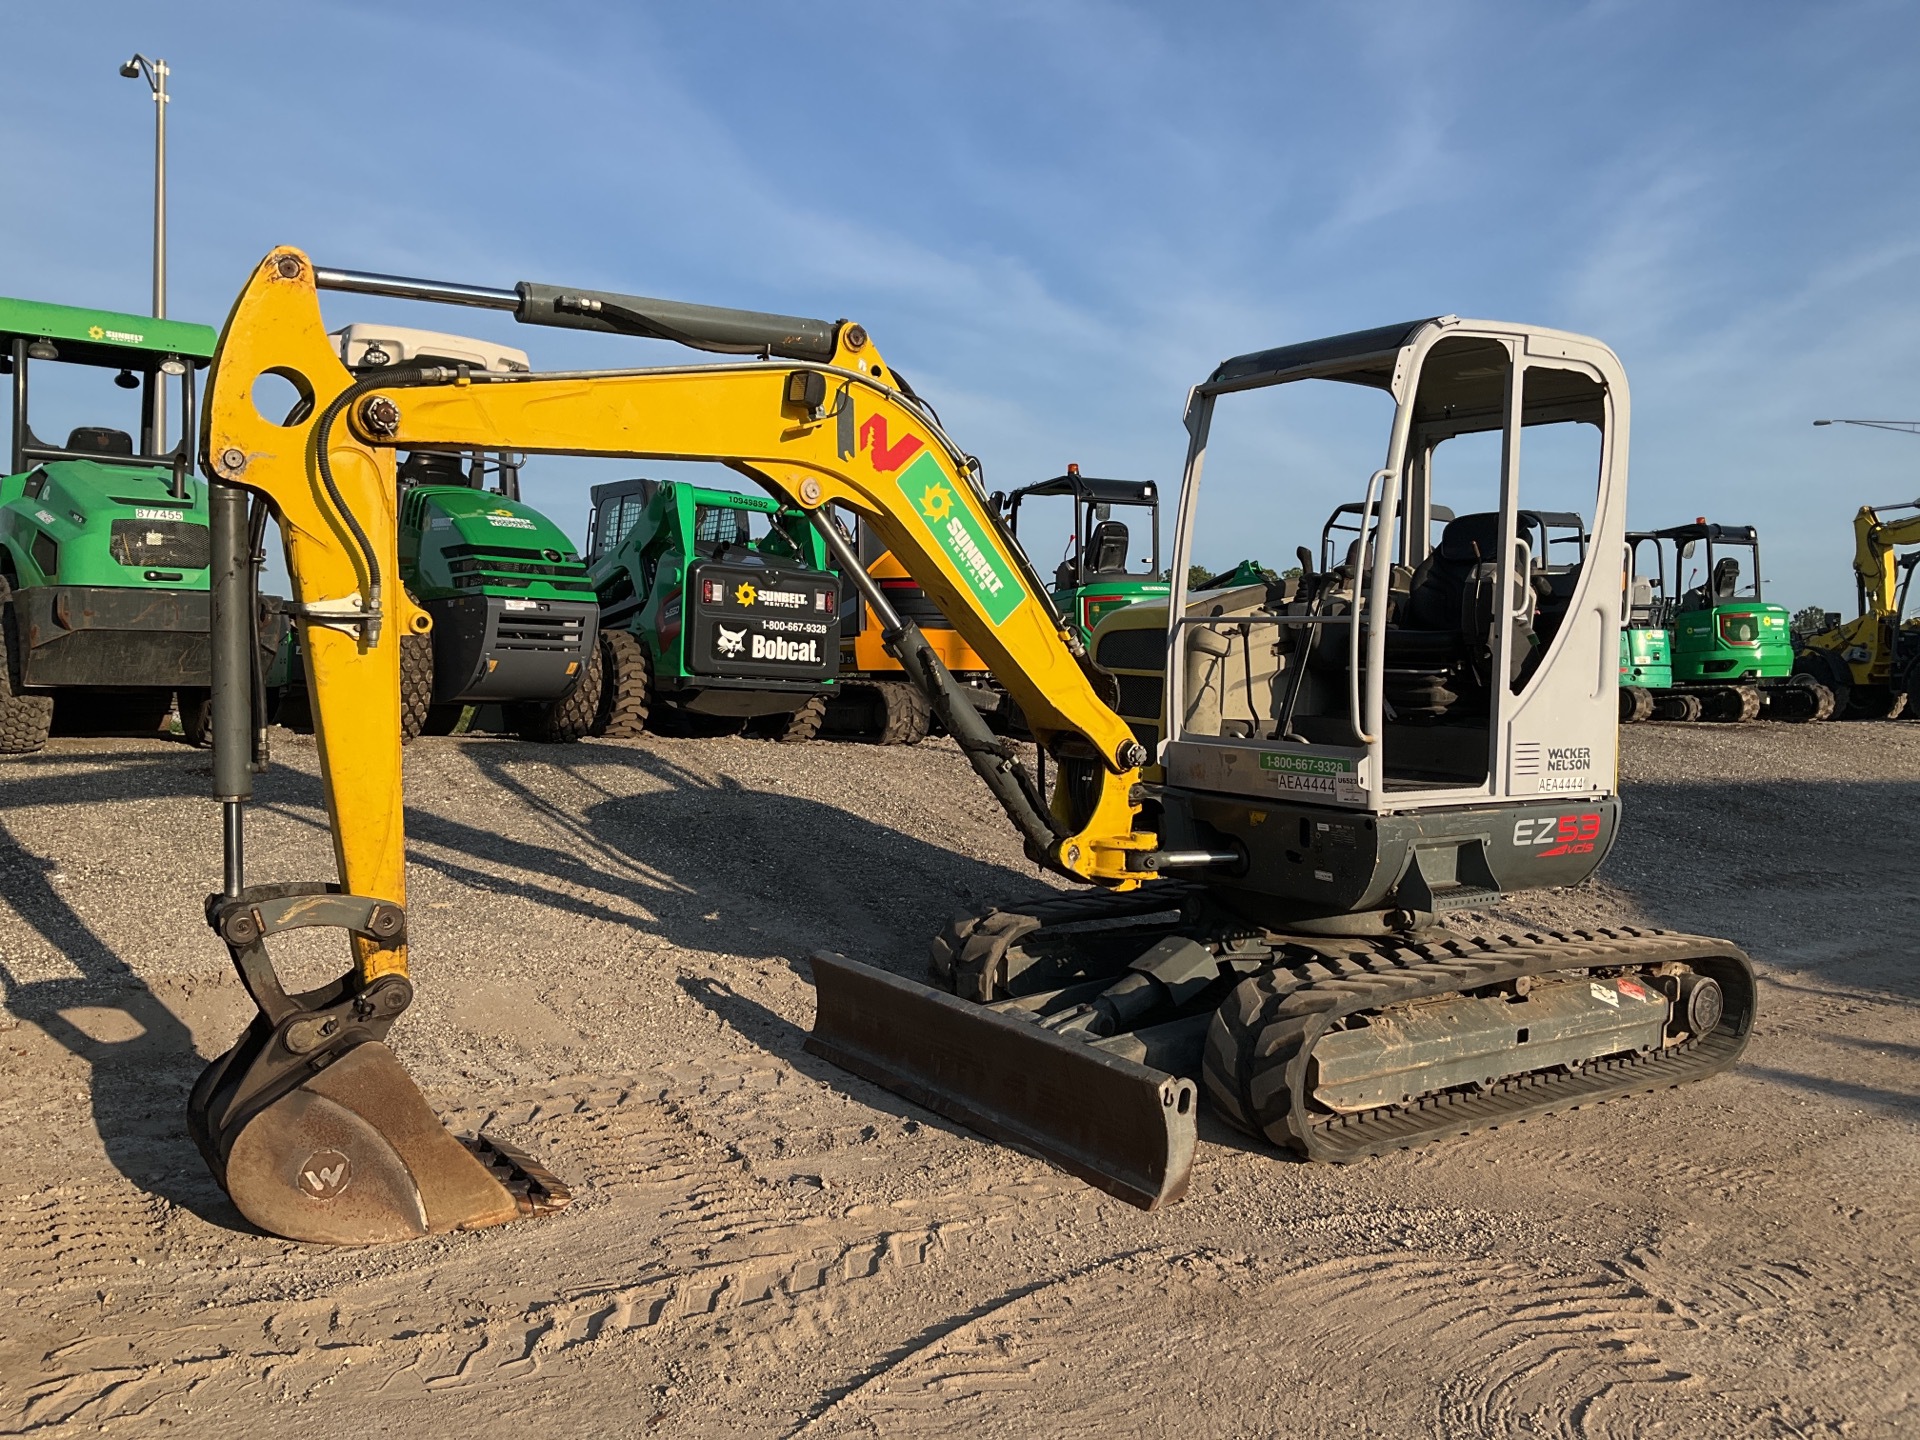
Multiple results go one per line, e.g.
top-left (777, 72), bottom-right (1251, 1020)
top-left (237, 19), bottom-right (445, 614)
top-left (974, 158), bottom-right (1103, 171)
top-left (806, 951), bottom-right (1196, 1210)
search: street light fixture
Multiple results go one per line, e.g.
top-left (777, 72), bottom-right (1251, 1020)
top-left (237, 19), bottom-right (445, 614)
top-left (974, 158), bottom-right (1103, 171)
top-left (1812, 419), bottom-right (1920, 435)
top-left (119, 52), bottom-right (169, 444)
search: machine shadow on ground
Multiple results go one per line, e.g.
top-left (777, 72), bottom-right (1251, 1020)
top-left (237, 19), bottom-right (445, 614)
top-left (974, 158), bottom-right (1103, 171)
top-left (1603, 774), bottom-right (1920, 995)
top-left (8, 735), bottom-right (1919, 1231)
top-left (433, 737), bottom-right (1059, 974)
top-left (0, 751), bottom-right (245, 1225)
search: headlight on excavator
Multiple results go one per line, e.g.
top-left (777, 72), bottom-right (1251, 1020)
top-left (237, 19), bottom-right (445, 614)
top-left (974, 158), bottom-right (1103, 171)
top-left (785, 369), bottom-right (827, 412)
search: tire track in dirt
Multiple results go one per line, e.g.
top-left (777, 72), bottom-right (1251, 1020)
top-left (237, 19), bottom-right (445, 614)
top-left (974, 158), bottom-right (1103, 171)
top-left (0, 1056), bottom-right (1044, 1433)
top-left (791, 1244), bottom-right (1845, 1439)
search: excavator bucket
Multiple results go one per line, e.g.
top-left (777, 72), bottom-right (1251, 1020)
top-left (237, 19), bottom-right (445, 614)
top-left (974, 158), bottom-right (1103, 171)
top-left (806, 951), bottom-right (1196, 1210)
top-left (188, 888), bottom-right (569, 1246)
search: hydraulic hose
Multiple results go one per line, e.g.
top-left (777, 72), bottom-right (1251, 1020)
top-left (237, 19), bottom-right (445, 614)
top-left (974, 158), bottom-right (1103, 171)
top-left (309, 364), bottom-right (455, 634)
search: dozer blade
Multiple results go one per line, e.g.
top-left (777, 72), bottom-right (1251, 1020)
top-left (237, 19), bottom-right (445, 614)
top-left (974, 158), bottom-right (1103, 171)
top-left (806, 951), bottom-right (1196, 1210)
top-left (191, 1029), bottom-right (571, 1246)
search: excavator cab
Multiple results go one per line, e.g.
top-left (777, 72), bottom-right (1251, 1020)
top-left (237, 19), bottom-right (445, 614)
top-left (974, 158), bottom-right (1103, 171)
top-left (1167, 320), bottom-right (1620, 819)
top-left (912, 320), bottom-right (1748, 1198)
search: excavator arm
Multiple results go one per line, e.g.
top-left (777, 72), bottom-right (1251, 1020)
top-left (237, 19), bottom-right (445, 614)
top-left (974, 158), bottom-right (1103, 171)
top-left (189, 249), bottom-right (1189, 1242)
top-left (1807, 501), bottom-right (1920, 691)
top-left (1852, 503), bottom-right (1920, 620)
top-left (207, 248), bottom-right (1155, 887)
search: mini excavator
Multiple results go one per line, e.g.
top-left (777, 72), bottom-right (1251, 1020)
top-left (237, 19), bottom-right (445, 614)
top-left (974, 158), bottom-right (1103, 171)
top-left (190, 249), bottom-right (1755, 1243)
top-left (1794, 499), bottom-right (1920, 717)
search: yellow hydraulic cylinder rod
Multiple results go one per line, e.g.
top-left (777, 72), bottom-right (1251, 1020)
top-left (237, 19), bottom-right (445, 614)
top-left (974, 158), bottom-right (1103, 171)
top-left (200, 250), bottom-right (432, 981)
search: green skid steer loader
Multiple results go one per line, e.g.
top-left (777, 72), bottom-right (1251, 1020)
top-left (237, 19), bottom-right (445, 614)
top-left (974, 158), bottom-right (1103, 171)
top-left (584, 478), bottom-right (840, 739)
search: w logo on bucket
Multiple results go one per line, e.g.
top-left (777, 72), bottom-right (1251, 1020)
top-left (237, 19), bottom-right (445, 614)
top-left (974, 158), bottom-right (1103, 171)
top-left (298, 1149), bottom-right (352, 1199)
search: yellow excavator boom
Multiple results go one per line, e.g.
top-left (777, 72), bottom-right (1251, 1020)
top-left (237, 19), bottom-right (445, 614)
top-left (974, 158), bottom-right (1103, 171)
top-left (1802, 500), bottom-right (1920, 691)
top-left (205, 249), bottom-right (1154, 887)
top-left (188, 247), bottom-right (1170, 1242)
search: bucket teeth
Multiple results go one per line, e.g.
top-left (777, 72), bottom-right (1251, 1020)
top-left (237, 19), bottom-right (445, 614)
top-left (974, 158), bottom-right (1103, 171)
top-left (462, 1134), bottom-right (574, 1219)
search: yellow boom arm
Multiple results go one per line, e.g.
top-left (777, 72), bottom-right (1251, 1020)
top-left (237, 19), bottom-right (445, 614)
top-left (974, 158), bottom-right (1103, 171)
top-left (201, 250), bottom-right (1157, 995)
top-left (1852, 503), bottom-right (1920, 619)
top-left (1805, 501), bottom-right (1920, 689)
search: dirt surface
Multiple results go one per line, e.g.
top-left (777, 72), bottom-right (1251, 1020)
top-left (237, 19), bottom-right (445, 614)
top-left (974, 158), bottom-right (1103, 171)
top-left (0, 720), bottom-right (1915, 1437)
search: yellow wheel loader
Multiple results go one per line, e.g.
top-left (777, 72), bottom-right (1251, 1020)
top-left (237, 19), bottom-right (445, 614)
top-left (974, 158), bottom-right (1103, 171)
top-left (189, 249), bottom-right (1754, 1242)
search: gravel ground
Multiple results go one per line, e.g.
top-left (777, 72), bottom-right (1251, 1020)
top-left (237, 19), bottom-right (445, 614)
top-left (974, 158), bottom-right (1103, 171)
top-left (0, 719), bottom-right (1915, 1437)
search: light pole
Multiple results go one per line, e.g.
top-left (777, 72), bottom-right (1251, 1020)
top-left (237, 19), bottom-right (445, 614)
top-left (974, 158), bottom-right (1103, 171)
top-left (1813, 419), bottom-right (1920, 436)
top-left (119, 52), bottom-right (169, 446)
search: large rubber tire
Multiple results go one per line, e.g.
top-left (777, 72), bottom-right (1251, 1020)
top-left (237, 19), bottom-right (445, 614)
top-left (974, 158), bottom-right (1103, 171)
top-left (1619, 686), bottom-right (1654, 724)
top-left (875, 681), bottom-right (931, 745)
top-left (745, 693), bottom-right (826, 743)
top-left (593, 628), bottom-right (652, 739)
top-left (0, 590), bottom-right (53, 755)
top-left (178, 687), bottom-right (213, 747)
top-left (1652, 693), bottom-right (1703, 723)
top-left (1839, 684), bottom-right (1903, 720)
top-left (1703, 685), bottom-right (1762, 723)
top-left (399, 633), bottom-right (434, 743)
top-left (506, 643), bottom-right (604, 743)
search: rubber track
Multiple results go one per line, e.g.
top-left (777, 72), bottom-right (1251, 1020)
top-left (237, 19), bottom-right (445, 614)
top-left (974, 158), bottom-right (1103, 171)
top-left (932, 897), bottom-right (1754, 1164)
top-left (930, 887), bottom-right (1194, 1002)
top-left (1771, 679), bottom-right (1835, 723)
top-left (1204, 926), bottom-right (1755, 1162)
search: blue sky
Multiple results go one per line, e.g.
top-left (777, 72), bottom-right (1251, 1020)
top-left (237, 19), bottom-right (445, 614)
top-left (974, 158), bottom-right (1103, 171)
top-left (4, 1), bottom-right (1917, 610)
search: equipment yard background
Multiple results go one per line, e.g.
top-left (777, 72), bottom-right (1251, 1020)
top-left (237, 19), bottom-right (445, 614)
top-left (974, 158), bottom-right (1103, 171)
top-left (1, 723), bottom-right (1914, 1437)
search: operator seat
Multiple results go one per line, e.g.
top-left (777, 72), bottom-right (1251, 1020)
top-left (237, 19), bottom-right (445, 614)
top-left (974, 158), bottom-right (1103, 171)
top-left (1628, 575), bottom-right (1656, 624)
top-left (1086, 520), bottom-right (1130, 574)
top-left (1711, 556), bottom-right (1740, 601)
top-left (397, 451), bottom-right (467, 488)
top-left (65, 426), bottom-right (134, 456)
top-left (1379, 511), bottom-right (1537, 719)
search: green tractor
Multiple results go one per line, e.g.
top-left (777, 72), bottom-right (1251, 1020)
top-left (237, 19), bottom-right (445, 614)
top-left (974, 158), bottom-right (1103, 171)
top-left (292, 326), bottom-right (602, 742)
top-left (1001, 465), bottom-right (1167, 643)
top-left (583, 477), bottom-right (840, 740)
top-left (1621, 521), bottom-right (1829, 723)
top-left (0, 295), bottom-right (251, 751)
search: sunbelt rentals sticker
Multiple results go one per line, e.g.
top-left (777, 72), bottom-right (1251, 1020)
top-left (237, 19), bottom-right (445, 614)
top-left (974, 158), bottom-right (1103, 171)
top-left (891, 451), bottom-right (1021, 626)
